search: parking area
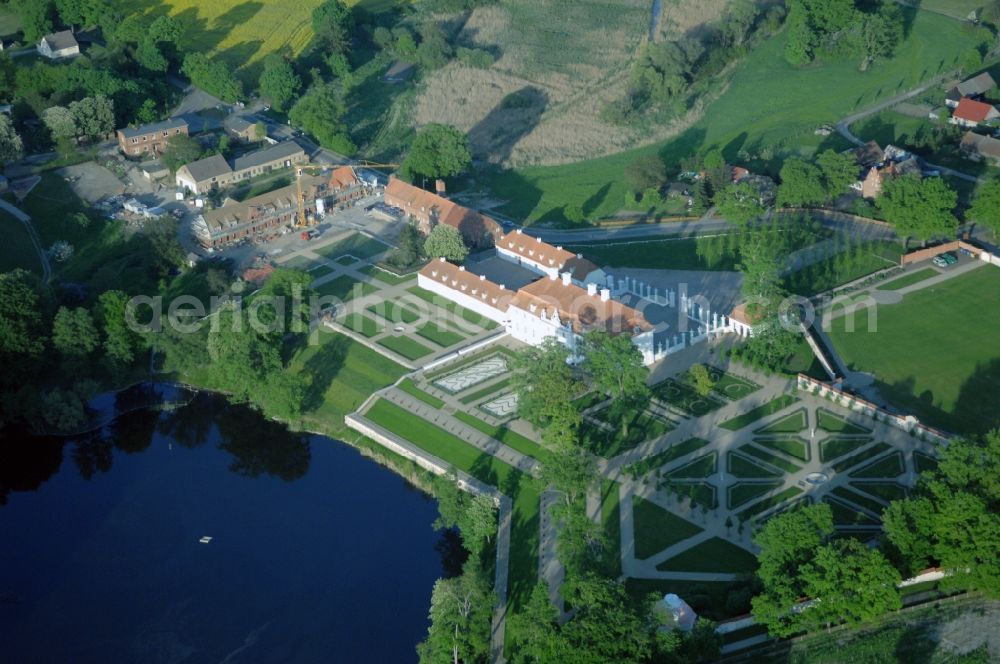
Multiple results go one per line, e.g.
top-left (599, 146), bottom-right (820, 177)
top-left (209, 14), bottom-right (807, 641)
top-left (56, 163), bottom-right (127, 203)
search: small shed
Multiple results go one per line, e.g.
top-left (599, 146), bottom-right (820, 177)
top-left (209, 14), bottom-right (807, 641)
top-left (141, 161), bottom-right (170, 181)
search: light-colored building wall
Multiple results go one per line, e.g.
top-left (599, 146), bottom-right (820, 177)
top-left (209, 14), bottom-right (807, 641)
top-left (416, 272), bottom-right (510, 325)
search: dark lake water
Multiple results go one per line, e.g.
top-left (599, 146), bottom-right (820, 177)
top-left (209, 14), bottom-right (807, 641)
top-left (0, 387), bottom-right (449, 663)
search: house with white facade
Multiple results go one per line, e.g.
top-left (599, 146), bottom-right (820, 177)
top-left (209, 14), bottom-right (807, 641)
top-left (495, 229), bottom-right (606, 287)
top-left (37, 31), bottom-right (79, 59)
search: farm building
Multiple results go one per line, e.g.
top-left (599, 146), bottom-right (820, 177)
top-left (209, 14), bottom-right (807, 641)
top-left (950, 98), bottom-right (1000, 128)
top-left (960, 131), bottom-right (1000, 165)
top-left (384, 176), bottom-right (502, 248)
top-left (175, 141), bottom-right (307, 194)
top-left (116, 118), bottom-right (189, 157)
top-left (945, 72), bottom-right (996, 107)
top-left (226, 116), bottom-right (262, 142)
top-left (37, 30), bottom-right (79, 59)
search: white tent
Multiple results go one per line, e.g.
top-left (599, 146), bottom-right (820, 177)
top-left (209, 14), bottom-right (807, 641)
top-left (656, 593), bottom-right (697, 632)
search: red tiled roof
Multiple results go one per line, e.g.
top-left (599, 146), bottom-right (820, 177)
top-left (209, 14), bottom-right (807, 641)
top-left (953, 97), bottom-right (998, 123)
top-left (510, 276), bottom-right (652, 335)
top-left (496, 230), bottom-right (576, 270)
top-left (329, 166), bottom-right (359, 190)
top-left (418, 258), bottom-right (511, 310)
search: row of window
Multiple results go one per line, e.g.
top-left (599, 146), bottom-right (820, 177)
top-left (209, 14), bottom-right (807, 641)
top-left (127, 128), bottom-right (184, 144)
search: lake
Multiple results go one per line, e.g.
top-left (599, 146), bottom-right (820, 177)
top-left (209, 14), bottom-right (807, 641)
top-left (0, 388), bottom-right (449, 663)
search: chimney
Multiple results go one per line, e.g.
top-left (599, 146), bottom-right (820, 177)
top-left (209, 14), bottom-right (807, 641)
top-left (600, 288), bottom-right (610, 302)
top-left (435, 179), bottom-right (447, 196)
top-left (536, 236), bottom-right (542, 243)
top-left (561, 272), bottom-right (571, 286)
top-left (516, 228), bottom-right (523, 235)
top-left (459, 266), bottom-right (465, 271)
top-left (480, 274), bottom-right (486, 280)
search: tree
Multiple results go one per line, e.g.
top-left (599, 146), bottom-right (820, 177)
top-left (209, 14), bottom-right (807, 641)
top-left (417, 567), bottom-right (495, 664)
top-left (688, 364), bottom-right (715, 397)
top-left (877, 175), bottom-right (958, 245)
top-left (796, 539), bottom-right (902, 631)
top-left (258, 55), bottom-right (301, 113)
top-left (854, 3), bottom-right (904, 70)
top-left (69, 95), bottom-right (114, 139)
top-left (0, 114), bottom-right (24, 164)
top-left (716, 181), bottom-right (765, 225)
top-left (311, 0), bottom-right (353, 54)
top-left (433, 475), bottom-right (497, 558)
top-left (55, 0), bottom-right (105, 28)
top-left (0, 269), bottom-right (46, 362)
top-left (144, 216), bottom-right (186, 275)
top-left (541, 443), bottom-right (595, 507)
top-left (12, 0), bottom-right (55, 43)
top-left (884, 430), bottom-right (1000, 596)
top-left (42, 105), bottom-right (77, 139)
top-left (415, 22), bottom-right (453, 70)
top-left (288, 83), bottom-right (355, 153)
top-left (968, 179), bottom-right (1000, 238)
top-left (581, 330), bottom-right (650, 437)
top-left (181, 53), bottom-right (243, 102)
top-left (401, 124), bottom-right (471, 181)
top-left (624, 154), bottom-right (667, 193)
top-left (559, 574), bottom-right (656, 663)
top-left (388, 223), bottom-right (426, 269)
top-left (97, 290), bottom-right (142, 365)
top-left (564, 203), bottom-right (585, 224)
top-left (507, 583), bottom-right (562, 664)
top-left (777, 157), bottom-right (826, 208)
top-left (52, 306), bottom-right (99, 357)
top-left (424, 224), bottom-right (468, 262)
top-left (738, 235), bottom-right (800, 368)
top-left (161, 133), bottom-right (203, 172)
top-left (815, 149), bottom-right (858, 200)
top-left (751, 503), bottom-right (836, 635)
top-left (510, 339), bottom-right (583, 445)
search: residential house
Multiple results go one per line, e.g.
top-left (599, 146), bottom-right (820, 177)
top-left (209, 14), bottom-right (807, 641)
top-left (384, 176), bottom-right (502, 248)
top-left (37, 30), bottom-right (79, 59)
top-left (191, 169), bottom-right (363, 248)
top-left (226, 115), bottom-right (261, 142)
top-left (945, 72), bottom-right (996, 108)
top-left (495, 228), bottom-right (603, 286)
top-left (849, 140), bottom-right (884, 169)
top-left (175, 140), bottom-right (307, 194)
top-left (116, 118), bottom-right (189, 157)
top-left (950, 97), bottom-right (1000, 128)
top-left (960, 131), bottom-right (1000, 166)
top-left (175, 154), bottom-right (233, 194)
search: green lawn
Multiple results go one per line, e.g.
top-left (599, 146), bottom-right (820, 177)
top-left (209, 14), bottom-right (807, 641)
top-left (625, 437), bottom-right (710, 478)
top-left (368, 301), bottom-right (421, 324)
top-left (709, 368), bottom-right (761, 401)
top-left (738, 444), bottom-right (802, 474)
top-left (601, 480), bottom-right (622, 576)
top-left (825, 497), bottom-right (880, 527)
top-left (851, 481), bottom-right (907, 504)
top-left (831, 442), bottom-right (892, 473)
top-left (415, 322), bottom-right (466, 348)
top-left (313, 233), bottom-right (388, 261)
top-left (0, 211), bottom-right (41, 275)
top-left (850, 451), bottom-right (905, 479)
top-left (728, 481), bottom-right (783, 510)
top-left (755, 436), bottom-right (810, 462)
top-left (662, 481), bottom-right (717, 510)
top-left (566, 237), bottom-right (740, 271)
top-left (878, 267), bottom-right (938, 291)
top-left (377, 335), bottom-right (434, 361)
top-left (481, 9), bottom-right (970, 224)
top-left (365, 399), bottom-right (540, 610)
top-left (819, 437), bottom-right (873, 463)
top-left (656, 537), bottom-right (759, 574)
top-left (334, 255), bottom-right (357, 266)
top-left (581, 409), bottom-right (674, 458)
top-left (631, 496), bottom-right (702, 559)
top-left (653, 379), bottom-right (726, 417)
top-left (754, 409), bottom-right (807, 434)
top-left (914, 450), bottom-right (938, 474)
top-left (341, 313), bottom-right (380, 338)
top-left (785, 241), bottom-right (904, 296)
top-left (828, 267), bottom-right (1000, 434)
top-left (816, 409), bottom-right (871, 435)
top-left (453, 411), bottom-right (552, 464)
top-left (831, 486), bottom-right (888, 515)
top-left (314, 275), bottom-right (378, 301)
top-left (361, 264), bottom-right (418, 285)
top-left (398, 378), bottom-right (445, 408)
top-left (727, 452), bottom-right (782, 479)
top-left (664, 452), bottom-right (717, 479)
top-left (738, 487), bottom-right (804, 521)
top-left (292, 332), bottom-right (407, 429)
top-left (720, 395), bottom-right (799, 431)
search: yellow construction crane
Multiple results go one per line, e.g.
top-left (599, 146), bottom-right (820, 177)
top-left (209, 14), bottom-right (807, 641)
top-left (295, 167), bottom-right (307, 227)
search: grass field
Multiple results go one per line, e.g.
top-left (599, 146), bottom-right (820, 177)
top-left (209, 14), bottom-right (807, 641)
top-left (458, 377), bottom-right (512, 405)
top-left (719, 395), bottom-right (799, 431)
top-left (632, 496), bottom-right (702, 559)
top-left (625, 437), bottom-right (710, 478)
top-left (453, 411), bottom-right (552, 465)
top-left (482, 8), bottom-right (972, 224)
top-left (341, 313), bottom-right (380, 338)
top-left (0, 211), bottom-right (41, 275)
top-left (819, 437), bottom-right (873, 463)
top-left (878, 267), bottom-right (938, 291)
top-left (292, 332), bottom-right (407, 428)
top-left (755, 409), bottom-right (807, 434)
top-left (581, 409), bottom-right (673, 458)
top-left (415, 323), bottom-right (466, 348)
top-left (727, 452), bottom-right (781, 479)
top-left (314, 233), bottom-right (389, 261)
top-left (663, 481), bottom-right (717, 509)
top-left (365, 399), bottom-right (540, 610)
top-left (656, 537), bottom-right (758, 574)
top-left (851, 452), bottom-right (905, 479)
top-left (567, 237), bottom-right (741, 271)
top-left (739, 444), bottom-right (802, 474)
top-left (738, 486), bottom-right (803, 521)
top-left (377, 334), bottom-right (434, 360)
top-left (728, 481), bottom-right (783, 510)
top-left (831, 442), bottom-right (892, 473)
top-left (755, 437), bottom-right (810, 462)
top-left (398, 378), bottom-right (445, 408)
top-left (314, 275), bottom-right (378, 301)
top-left (664, 452), bottom-right (717, 479)
top-left (828, 267), bottom-right (1000, 434)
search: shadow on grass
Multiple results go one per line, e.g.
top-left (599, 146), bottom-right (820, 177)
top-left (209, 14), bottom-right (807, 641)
top-left (301, 334), bottom-right (351, 413)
